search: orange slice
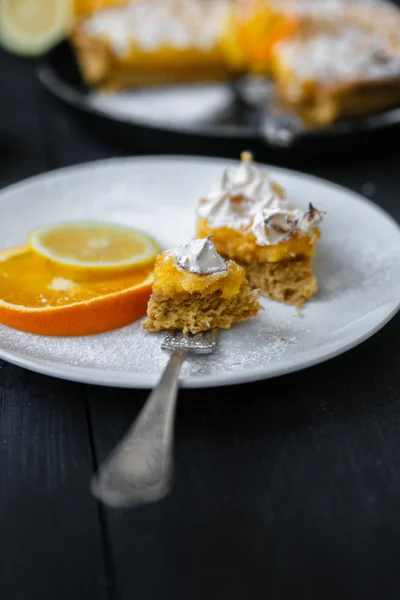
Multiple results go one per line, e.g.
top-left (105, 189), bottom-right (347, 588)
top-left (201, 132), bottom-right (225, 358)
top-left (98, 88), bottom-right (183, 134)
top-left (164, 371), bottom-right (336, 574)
top-left (0, 246), bottom-right (153, 336)
top-left (28, 221), bottom-right (160, 281)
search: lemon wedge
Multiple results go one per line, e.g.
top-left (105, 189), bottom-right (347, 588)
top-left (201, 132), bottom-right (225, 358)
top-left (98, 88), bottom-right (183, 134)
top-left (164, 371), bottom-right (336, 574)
top-left (0, 0), bottom-right (73, 56)
top-left (28, 222), bottom-right (160, 280)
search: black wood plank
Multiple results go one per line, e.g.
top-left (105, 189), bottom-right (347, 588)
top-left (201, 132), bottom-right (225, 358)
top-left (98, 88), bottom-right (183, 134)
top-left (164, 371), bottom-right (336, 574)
top-left (0, 368), bottom-right (109, 600)
top-left (0, 50), bottom-right (110, 600)
top-left (87, 313), bottom-right (400, 600)
top-left (35, 78), bottom-right (123, 170)
top-left (0, 52), bottom-right (48, 187)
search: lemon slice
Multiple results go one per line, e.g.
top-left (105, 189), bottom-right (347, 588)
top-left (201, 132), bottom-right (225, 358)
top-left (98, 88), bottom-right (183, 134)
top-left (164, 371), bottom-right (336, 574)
top-left (0, 0), bottom-right (73, 56)
top-left (28, 221), bottom-right (160, 280)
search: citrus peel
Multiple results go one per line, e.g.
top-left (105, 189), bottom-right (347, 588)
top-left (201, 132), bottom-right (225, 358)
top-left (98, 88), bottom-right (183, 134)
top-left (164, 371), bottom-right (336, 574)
top-left (0, 246), bottom-right (153, 336)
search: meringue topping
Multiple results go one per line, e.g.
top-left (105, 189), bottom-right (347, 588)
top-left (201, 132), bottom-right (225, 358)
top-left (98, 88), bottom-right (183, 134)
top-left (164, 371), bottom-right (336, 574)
top-left (299, 203), bottom-right (325, 230)
top-left (170, 236), bottom-right (227, 275)
top-left (251, 202), bottom-right (325, 246)
top-left (251, 209), bottom-right (298, 245)
top-left (199, 153), bottom-right (325, 247)
top-left (198, 151), bottom-right (286, 229)
top-left (198, 152), bottom-right (325, 246)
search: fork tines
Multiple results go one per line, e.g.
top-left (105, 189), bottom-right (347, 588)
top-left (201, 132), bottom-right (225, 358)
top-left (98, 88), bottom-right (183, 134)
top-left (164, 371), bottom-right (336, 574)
top-left (161, 329), bottom-right (218, 354)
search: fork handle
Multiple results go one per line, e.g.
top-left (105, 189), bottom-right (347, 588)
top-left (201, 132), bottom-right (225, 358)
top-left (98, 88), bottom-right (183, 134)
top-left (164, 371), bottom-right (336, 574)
top-left (91, 350), bottom-right (186, 508)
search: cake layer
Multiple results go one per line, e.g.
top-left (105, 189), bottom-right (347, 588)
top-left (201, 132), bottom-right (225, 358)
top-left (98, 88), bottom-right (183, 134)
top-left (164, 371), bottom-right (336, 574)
top-left (243, 255), bottom-right (317, 307)
top-left (275, 79), bottom-right (400, 127)
top-left (142, 285), bottom-right (261, 333)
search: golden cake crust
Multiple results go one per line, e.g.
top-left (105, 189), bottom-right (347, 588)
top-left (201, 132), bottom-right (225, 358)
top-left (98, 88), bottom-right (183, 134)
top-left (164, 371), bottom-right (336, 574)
top-left (244, 256), bottom-right (317, 307)
top-left (142, 285), bottom-right (261, 333)
top-left (71, 28), bottom-right (232, 90)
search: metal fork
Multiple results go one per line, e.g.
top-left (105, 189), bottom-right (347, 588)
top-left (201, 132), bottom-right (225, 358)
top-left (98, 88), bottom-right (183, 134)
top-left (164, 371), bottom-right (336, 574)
top-left (91, 329), bottom-right (219, 508)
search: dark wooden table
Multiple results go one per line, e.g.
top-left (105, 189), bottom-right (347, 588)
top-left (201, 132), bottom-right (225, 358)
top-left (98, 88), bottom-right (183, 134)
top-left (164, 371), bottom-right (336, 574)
top-left (1, 48), bottom-right (400, 600)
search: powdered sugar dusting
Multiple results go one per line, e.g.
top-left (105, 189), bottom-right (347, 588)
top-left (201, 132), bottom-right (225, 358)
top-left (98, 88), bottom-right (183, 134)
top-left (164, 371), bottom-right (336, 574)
top-left (83, 0), bottom-right (230, 55)
top-left (277, 27), bottom-right (400, 89)
top-left (0, 310), bottom-right (303, 378)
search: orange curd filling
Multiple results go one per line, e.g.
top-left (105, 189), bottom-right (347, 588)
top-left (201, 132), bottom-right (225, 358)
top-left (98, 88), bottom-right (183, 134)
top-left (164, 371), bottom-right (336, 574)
top-left (197, 219), bottom-right (320, 264)
top-left (152, 254), bottom-right (245, 299)
top-left (234, 0), bottom-right (300, 72)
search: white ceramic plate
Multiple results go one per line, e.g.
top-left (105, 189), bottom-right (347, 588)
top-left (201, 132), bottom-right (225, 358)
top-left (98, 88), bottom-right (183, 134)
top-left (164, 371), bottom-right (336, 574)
top-left (87, 83), bottom-right (235, 130)
top-left (0, 157), bottom-right (399, 388)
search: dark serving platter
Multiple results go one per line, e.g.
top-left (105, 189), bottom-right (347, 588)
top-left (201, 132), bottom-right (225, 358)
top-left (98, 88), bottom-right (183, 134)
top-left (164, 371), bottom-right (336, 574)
top-left (37, 41), bottom-right (400, 157)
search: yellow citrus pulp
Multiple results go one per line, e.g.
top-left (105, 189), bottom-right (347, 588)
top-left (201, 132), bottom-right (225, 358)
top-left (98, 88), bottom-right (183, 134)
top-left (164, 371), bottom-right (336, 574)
top-left (0, 0), bottom-right (74, 56)
top-left (28, 221), bottom-right (160, 280)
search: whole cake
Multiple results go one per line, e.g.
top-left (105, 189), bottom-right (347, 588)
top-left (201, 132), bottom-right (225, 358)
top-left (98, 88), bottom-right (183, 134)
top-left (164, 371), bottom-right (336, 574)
top-left (70, 0), bottom-right (400, 126)
top-left (142, 236), bottom-right (261, 333)
top-left (197, 152), bottom-right (324, 306)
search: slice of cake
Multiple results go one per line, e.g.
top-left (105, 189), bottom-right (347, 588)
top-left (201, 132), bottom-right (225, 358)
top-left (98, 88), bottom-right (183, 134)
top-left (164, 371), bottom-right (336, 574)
top-left (197, 152), bottom-right (324, 307)
top-left (142, 237), bottom-right (261, 333)
top-left (271, 26), bottom-right (400, 127)
top-left (234, 0), bottom-right (400, 74)
top-left (71, 0), bottom-right (237, 91)
top-left (234, 1), bottom-right (400, 126)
